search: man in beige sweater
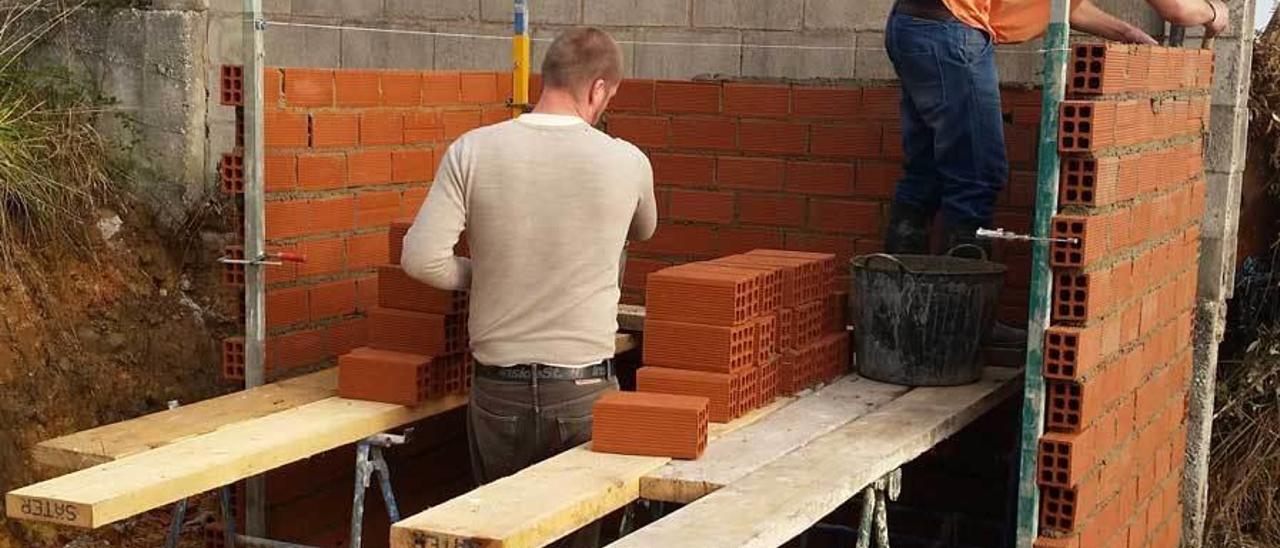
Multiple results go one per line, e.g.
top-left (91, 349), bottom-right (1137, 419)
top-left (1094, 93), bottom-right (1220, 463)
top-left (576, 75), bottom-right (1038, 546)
top-left (400, 28), bottom-right (656, 547)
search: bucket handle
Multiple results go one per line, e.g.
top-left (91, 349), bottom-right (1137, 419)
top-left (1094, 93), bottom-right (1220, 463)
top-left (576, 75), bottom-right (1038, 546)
top-left (859, 253), bottom-right (910, 274)
top-left (945, 244), bottom-right (989, 261)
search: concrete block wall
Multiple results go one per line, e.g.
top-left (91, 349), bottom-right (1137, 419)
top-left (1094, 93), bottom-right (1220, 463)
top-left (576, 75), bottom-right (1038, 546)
top-left (1032, 43), bottom-right (1214, 548)
top-left (218, 67), bottom-right (510, 380)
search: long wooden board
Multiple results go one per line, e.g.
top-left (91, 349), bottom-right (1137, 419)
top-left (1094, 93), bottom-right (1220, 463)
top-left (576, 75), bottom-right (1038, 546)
top-left (640, 375), bottom-right (910, 503)
top-left (7, 394), bottom-right (469, 529)
top-left (30, 334), bottom-right (636, 474)
top-left (389, 396), bottom-right (795, 548)
top-left (607, 368), bottom-right (1020, 548)
top-left (32, 369), bottom-right (338, 472)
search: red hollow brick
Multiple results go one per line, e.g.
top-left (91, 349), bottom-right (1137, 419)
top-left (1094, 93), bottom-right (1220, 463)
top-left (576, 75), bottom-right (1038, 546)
top-left (360, 111), bottom-right (405, 146)
top-left (737, 193), bottom-right (805, 228)
top-left (656, 81), bottom-right (722, 114)
top-left (637, 366), bottom-right (740, 423)
top-left (1044, 325), bottom-right (1107, 380)
top-left (377, 265), bottom-right (468, 314)
top-left (392, 149), bottom-right (434, 183)
top-left (335, 70), bottom-right (381, 107)
top-left (718, 156), bottom-right (784, 191)
top-left (607, 114), bottom-right (670, 148)
top-left (739, 120), bottom-right (808, 155)
top-left (808, 199), bottom-right (882, 236)
top-left (348, 232), bottom-right (391, 271)
top-left (859, 88), bottom-right (901, 119)
top-left (443, 110), bottom-right (482, 140)
top-left (671, 117), bottom-right (737, 151)
top-left (338, 347), bottom-right (433, 406)
top-left (311, 112), bottom-right (359, 149)
top-left (381, 71), bottom-right (422, 107)
top-left (644, 318), bottom-right (758, 374)
top-left (267, 286), bottom-right (310, 328)
top-left (298, 238), bottom-right (347, 278)
top-left (265, 197), bottom-right (355, 240)
top-left (388, 219), bottom-right (413, 264)
top-left (283, 68), bottom-right (334, 107)
top-left (356, 190), bottom-right (403, 228)
top-left (265, 110), bottom-right (309, 149)
top-left (348, 150), bottom-right (394, 186)
top-left (611, 79), bottom-right (656, 113)
top-left (368, 308), bottom-right (467, 356)
top-left (1052, 268), bottom-right (1116, 324)
top-left (423, 72), bottom-right (462, 105)
top-left (652, 153), bottom-right (716, 187)
top-left (787, 161), bottom-right (855, 196)
top-left (220, 151), bottom-right (245, 194)
top-left (1039, 427), bottom-right (1101, 489)
top-left (810, 124), bottom-right (881, 158)
top-left (264, 153), bottom-right (297, 193)
top-left (1059, 100), bottom-right (1117, 153)
top-left (724, 83), bottom-right (791, 118)
top-left (592, 391), bottom-right (709, 459)
top-left (646, 265), bottom-right (763, 325)
top-left (792, 87), bottom-right (860, 119)
top-left (297, 153), bottom-right (346, 190)
top-left (669, 189), bottom-right (734, 223)
top-left (220, 65), bottom-right (244, 106)
top-left (459, 72), bottom-right (499, 104)
top-left (310, 279), bottom-right (358, 321)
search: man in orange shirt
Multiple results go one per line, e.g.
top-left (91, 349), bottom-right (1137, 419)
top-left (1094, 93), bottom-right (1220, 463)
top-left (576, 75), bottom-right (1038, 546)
top-left (883, 0), bottom-right (1228, 346)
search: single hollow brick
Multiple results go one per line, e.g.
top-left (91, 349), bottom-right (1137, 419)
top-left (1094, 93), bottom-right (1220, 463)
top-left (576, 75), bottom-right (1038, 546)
top-left (794, 300), bottom-right (825, 350)
top-left (760, 357), bottom-right (780, 402)
top-left (222, 337), bottom-right (246, 380)
top-left (377, 265), bottom-right (467, 314)
top-left (335, 71), bottom-right (381, 107)
top-left (644, 318), bottom-right (758, 374)
top-left (368, 308), bottom-right (467, 356)
top-left (1044, 325), bottom-right (1106, 380)
top-left (756, 313), bottom-right (778, 364)
top-left (220, 151), bottom-right (245, 194)
top-left (311, 112), bottom-right (360, 149)
top-left (611, 80), bottom-right (656, 113)
top-left (646, 266), bottom-right (761, 326)
top-left (792, 87), bottom-right (861, 119)
top-left (265, 110), bottom-right (309, 149)
top-left (637, 366), bottom-right (738, 423)
top-left (748, 249), bottom-right (838, 298)
top-left (655, 81), bottom-right (722, 114)
top-left (698, 259), bottom-right (784, 313)
top-left (283, 68), bottom-right (334, 108)
top-left (592, 391), bottom-right (709, 460)
top-left (235, 108), bottom-right (244, 149)
top-left (1051, 212), bottom-right (1124, 268)
top-left (381, 71), bottom-right (422, 107)
top-left (221, 65), bottom-right (244, 106)
top-left (1039, 427), bottom-right (1100, 489)
top-left (670, 117), bottom-right (737, 151)
top-left (1068, 43), bottom-right (1135, 95)
top-left (740, 120), bottom-right (809, 155)
top-left (1052, 268), bottom-right (1114, 324)
top-left (723, 83), bottom-right (790, 117)
top-left (389, 219), bottom-right (412, 264)
top-left (338, 347), bottom-right (433, 406)
top-left (1058, 101), bottom-right (1115, 153)
top-left (222, 245), bottom-right (246, 287)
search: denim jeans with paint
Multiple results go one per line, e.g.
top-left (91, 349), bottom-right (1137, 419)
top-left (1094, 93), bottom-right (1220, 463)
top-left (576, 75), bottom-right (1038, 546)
top-left (884, 12), bottom-right (1008, 230)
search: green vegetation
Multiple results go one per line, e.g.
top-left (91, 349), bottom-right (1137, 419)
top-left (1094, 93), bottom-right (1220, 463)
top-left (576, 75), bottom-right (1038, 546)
top-left (0, 1), bottom-right (127, 264)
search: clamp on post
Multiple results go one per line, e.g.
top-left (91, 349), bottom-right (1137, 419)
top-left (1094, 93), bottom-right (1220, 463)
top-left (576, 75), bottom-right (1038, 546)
top-left (218, 252), bottom-right (309, 267)
top-left (975, 228), bottom-right (1080, 246)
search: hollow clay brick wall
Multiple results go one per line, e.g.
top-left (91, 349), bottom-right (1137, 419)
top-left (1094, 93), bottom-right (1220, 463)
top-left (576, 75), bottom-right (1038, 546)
top-left (218, 67), bottom-right (512, 381)
top-left (600, 79), bottom-right (1043, 324)
top-left (1033, 43), bottom-right (1214, 548)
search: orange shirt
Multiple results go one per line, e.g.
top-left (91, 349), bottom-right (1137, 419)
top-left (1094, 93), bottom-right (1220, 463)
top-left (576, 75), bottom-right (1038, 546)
top-left (942, 0), bottom-right (1083, 43)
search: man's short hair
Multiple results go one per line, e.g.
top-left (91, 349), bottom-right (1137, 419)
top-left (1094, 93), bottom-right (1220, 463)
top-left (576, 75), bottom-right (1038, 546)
top-left (541, 28), bottom-right (623, 92)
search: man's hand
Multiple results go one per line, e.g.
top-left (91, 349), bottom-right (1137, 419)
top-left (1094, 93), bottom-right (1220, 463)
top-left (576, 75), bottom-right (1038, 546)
top-left (1118, 23), bottom-right (1159, 44)
top-left (1205, 0), bottom-right (1229, 38)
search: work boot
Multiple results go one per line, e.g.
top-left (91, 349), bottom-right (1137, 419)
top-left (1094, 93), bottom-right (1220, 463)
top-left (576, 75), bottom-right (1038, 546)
top-left (883, 201), bottom-right (932, 255)
top-left (941, 223), bottom-right (992, 260)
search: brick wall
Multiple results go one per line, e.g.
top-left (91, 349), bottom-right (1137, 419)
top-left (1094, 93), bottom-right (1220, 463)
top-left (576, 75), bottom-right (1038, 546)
top-left (219, 66), bottom-right (512, 380)
top-left (602, 79), bottom-right (1042, 323)
top-left (1033, 43), bottom-right (1214, 548)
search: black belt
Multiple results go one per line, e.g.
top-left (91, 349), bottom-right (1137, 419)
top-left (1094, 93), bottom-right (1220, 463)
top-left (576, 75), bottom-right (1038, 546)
top-left (475, 359), bottom-right (615, 382)
top-left (893, 0), bottom-right (954, 21)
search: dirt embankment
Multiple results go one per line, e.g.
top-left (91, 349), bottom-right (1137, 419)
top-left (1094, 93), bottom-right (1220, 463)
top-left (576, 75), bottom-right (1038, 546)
top-left (0, 206), bottom-right (234, 547)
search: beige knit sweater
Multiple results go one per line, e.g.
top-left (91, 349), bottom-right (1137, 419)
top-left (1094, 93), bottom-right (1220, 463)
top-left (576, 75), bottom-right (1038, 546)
top-left (401, 114), bottom-right (657, 367)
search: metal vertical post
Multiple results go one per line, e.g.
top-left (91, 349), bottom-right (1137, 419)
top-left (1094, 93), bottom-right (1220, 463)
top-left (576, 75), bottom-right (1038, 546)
top-left (512, 0), bottom-right (531, 117)
top-left (242, 0), bottom-right (268, 537)
top-left (1014, 0), bottom-right (1072, 545)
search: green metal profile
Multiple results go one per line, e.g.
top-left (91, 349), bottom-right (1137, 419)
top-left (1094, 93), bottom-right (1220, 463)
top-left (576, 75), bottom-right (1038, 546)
top-left (1014, 3), bottom-right (1073, 547)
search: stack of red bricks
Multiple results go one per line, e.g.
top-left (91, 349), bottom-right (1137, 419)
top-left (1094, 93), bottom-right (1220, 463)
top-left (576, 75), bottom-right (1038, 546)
top-left (336, 219), bottom-right (473, 406)
top-left (595, 249), bottom-right (849, 460)
top-left (216, 66), bottom-right (510, 381)
top-left (1034, 43), bottom-right (1212, 548)
top-left (638, 249), bottom-right (848, 421)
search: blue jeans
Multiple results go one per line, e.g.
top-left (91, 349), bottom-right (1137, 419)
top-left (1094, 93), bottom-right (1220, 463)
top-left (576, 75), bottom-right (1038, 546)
top-left (885, 12), bottom-right (1007, 230)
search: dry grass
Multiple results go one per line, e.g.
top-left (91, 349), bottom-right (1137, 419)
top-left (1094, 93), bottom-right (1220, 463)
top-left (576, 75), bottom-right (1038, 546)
top-left (0, 0), bottom-right (124, 265)
top-left (1204, 23), bottom-right (1280, 547)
